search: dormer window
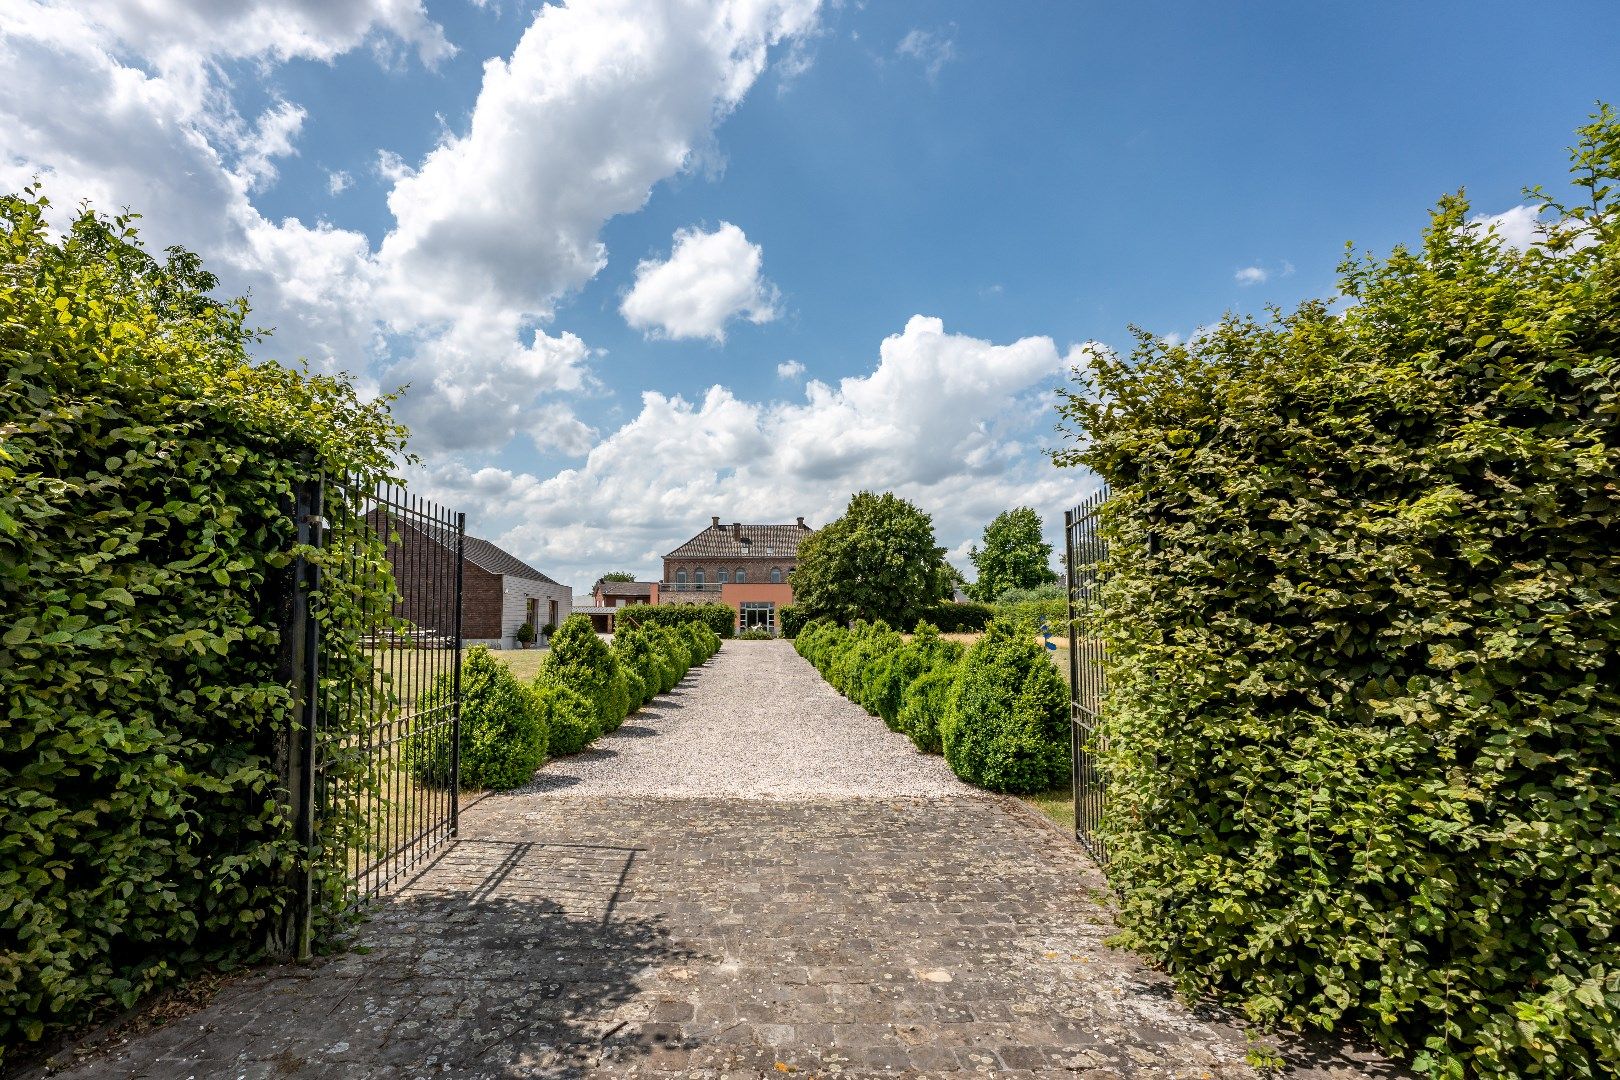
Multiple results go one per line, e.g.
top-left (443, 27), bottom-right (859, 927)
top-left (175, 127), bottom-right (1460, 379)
top-left (765, 546), bottom-right (774, 556)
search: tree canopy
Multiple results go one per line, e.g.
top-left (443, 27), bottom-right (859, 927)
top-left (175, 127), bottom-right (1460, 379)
top-left (966, 506), bottom-right (1058, 601)
top-left (596, 571), bottom-right (638, 583)
top-left (790, 491), bottom-right (950, 627)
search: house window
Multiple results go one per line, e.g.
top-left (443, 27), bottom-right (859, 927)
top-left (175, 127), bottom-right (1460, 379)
top-left (740, 601), bottom-right (775, 634)
top-left (770, 567), bottom-right (782, 584)
top-left (735, 568), bottom-right (746, 584)
top-left (765, 546), bottom-right (774, 556)
top-left (694, 569), bottom-right (705, 587)
top-left (675, 569), bottom-right (687, 590)
top-left (527, 597), bottom-right (540, 625)
top-left (718, 569), bottom-right (730, 583)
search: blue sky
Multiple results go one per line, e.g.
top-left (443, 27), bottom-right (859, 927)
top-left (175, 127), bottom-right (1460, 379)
top-left (5, 1), bottom-right (1619, 587)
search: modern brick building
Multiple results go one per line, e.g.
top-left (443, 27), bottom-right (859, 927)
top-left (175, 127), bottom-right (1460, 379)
top-left (375, 514), bottom-right (572, 649)
top-left (654, 516), bottom-right (814, 634)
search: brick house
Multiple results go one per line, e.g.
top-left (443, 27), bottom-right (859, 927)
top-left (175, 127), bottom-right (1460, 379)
top-left (575, 579), bottom-right (656, 633)
top-left (376, 514), bottom-right (572, 649)
top-left (654, 516), bottom-right (814, 634)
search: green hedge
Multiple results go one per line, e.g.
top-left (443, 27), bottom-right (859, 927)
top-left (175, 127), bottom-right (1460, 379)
top-left (0, 192), bottom-right (406, 1063)
top-left (534, 682), bottom-right (597, 756)
top-left (616, 601), bottom-right (735, 638)
top-left (778, 604), bottom-right (808, 638)
top-left (924, 602), bottom-right (994, 633)
top-left (1052, 110), bottom-right (1620, 1079)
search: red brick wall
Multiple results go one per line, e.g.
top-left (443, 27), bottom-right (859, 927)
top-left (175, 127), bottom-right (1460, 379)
top-left (374, 515), bottom-right (503, 640)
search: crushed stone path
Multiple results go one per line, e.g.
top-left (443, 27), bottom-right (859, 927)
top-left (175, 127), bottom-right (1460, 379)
top-left (518, 640), bottom-right (966, 799)
top-left (50, 642), bottom-right (1394, 1079)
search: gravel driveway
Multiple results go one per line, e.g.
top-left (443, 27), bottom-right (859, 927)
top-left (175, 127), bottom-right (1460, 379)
top-left (515, 639), bottom-right (969, 799)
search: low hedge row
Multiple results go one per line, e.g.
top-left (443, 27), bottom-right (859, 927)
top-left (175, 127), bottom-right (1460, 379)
top-left (795, 619), bottom-right (1068, 793)
top-left (615, 602), bottom-right (735, 639)
top-left (409, 615), bottom-right (720, 790)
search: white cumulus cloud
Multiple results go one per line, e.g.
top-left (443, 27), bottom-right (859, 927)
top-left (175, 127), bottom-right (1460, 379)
top-left (776, 359), bottom-right (805, 380)
top-left (1, 0), bottom-right (825, 453)
top-left (1470, 204), bottom-right (1543, 250)
top-left (1234, 265), bottom-right (1268, 286)
top-left (621, 222), bottom-right (780, 341)
top-left (412, 316), bottom-right (1085, 585)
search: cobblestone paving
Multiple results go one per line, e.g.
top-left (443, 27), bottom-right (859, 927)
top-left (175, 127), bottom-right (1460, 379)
top-left (52, 646), bottom-right (1394, 1079)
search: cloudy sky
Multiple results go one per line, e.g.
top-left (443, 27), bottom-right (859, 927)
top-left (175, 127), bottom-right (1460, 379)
top-left (5, 2), bottom-right (1618, 588)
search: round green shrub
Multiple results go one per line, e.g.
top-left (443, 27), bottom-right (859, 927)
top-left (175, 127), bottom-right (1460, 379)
top-left (898, 662), bottom-right (958, 754)
top-left (621, 668), bottom-right (646, 715)
top-left (601, 661), bottom-right (631, 733)
top-left (534, 681), bottom-right (598, 756)
top-left (611, 626), bottom-right (664, 706)
top-left (940, 621), bottom-right (1069, 792)
top-left (541, 614), bottom-right (622, 733)
top-left (407, 647), bottom-right (548, 792)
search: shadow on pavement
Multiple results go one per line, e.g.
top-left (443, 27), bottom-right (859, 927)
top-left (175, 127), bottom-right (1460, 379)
top-left (52, 840), bottom-right (696, 1079)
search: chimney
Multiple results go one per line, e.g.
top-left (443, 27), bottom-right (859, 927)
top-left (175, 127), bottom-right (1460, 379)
top-left (796, 516), bottom-right (806, 528)
top-left (732, 522), bottom-right (741, 537)
top-left (711, 515), bottom-right (720, 529)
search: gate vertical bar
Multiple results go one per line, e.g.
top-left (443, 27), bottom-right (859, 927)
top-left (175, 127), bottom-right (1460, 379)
top-left (286, 475), bottom-right (323, 961)
top-left (1065, 506), bottom-right (1081, 846)
top-left (449, 511), bottom-right (465, 838)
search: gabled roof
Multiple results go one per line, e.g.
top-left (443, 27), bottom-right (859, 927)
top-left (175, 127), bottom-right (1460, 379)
top-left (595, 580), bottom-right (654, 598)
top-left (665, 521), bottom-right (813, 561)
top-left (407, 517), bottom-right (565, 588)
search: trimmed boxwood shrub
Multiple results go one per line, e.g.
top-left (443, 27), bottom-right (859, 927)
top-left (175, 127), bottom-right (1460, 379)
top-left (621, 668), bottom-right (645, 717)
top-left (0, 192), bottom-right (407, 1062)
top-left (616, 601), bottom-right (734, 639)
top-left (533, 681), bottom-right (598, 756)
top-left (408, 647), bottom-right (547, 791)
top-left (871, 622), bottom-right (965, 734)
top-left (940, 621), bottom-right (1069, 793)
top-left (1051, 109), bottom-right (1620, 1079)
top-left (897, 663), bottom-right (957, 754)
top-left (541, 614), bottom-right (626, 734)
top-left (611, 626), bottom-right (664, 707)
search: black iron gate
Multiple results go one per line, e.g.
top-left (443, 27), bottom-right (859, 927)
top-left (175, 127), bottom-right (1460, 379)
top-left (281, 475), bottom-right (464, 956)
top-left (1064, 487), bottom-right (1109, 869)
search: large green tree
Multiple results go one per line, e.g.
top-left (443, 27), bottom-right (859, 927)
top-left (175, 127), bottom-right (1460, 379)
top-left (791, 491), bottom-right (950, 626)
top-left (966, 506), bottom-right (1059, 601)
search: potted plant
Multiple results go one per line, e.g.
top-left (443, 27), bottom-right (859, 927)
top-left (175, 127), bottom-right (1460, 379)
top-left (514, 621), bottom-right (536, 649)
top-left (539, 622), bottom-right (557, 646)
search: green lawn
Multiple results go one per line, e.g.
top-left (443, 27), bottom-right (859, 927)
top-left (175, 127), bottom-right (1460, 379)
top-left (1020, 786), bottom-right (1075, 833)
